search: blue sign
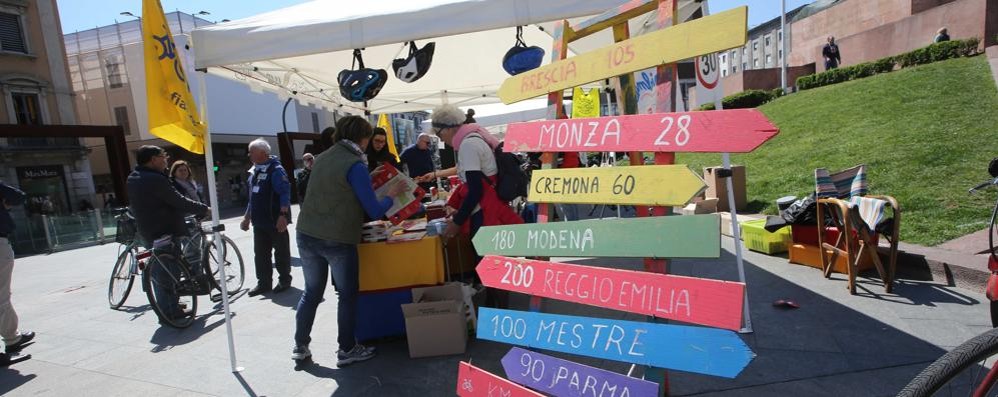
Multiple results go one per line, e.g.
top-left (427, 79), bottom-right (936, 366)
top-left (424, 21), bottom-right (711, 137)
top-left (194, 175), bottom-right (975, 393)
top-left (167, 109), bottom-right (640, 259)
top-left (478, 308), bottom-right (754, 379)
top-left (501, 347), bottom-right (660, 397)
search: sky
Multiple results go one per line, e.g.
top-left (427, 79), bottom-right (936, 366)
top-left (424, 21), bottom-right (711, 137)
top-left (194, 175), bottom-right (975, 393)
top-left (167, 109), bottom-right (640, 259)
top-left (57, 0), bottom-right (814, 34)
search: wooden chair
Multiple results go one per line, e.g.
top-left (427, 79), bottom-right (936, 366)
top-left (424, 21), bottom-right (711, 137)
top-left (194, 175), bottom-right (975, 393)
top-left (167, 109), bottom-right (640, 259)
top-left (814, 165), bottom-right (901, 294)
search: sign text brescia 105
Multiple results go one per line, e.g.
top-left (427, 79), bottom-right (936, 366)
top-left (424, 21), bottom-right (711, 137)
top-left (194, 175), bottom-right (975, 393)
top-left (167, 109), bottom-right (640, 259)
top-left (497, 6), bottom-right (747, 104)
top-left (457, 361), bottom-right (543, 397)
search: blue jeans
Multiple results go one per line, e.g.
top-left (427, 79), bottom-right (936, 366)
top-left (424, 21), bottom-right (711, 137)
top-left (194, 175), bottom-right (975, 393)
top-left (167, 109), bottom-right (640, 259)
top-left (294, 232), bottom-right (359, 352)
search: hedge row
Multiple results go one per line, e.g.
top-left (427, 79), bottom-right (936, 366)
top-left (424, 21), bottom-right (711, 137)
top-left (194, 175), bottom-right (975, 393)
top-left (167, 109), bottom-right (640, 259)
top-left (797, 38), bottom-right (979, 90)
top-left (698, 87), bottom-right (785, 111)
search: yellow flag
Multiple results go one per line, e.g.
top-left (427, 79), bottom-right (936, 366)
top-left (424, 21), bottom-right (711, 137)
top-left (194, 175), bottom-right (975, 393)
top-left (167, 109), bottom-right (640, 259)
top-left (143, 0), bottom-right (206, 154)
top-left (377, 114), bottom-right (400, 162)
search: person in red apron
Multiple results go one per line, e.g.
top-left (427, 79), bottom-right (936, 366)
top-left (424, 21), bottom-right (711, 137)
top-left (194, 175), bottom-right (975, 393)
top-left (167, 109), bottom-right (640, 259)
top-left (430, 105), bottom-right (523, 243)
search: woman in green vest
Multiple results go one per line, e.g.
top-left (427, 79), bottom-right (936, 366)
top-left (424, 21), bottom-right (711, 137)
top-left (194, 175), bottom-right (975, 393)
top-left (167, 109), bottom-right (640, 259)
top-left (292, 115), bottom-right (406, 366)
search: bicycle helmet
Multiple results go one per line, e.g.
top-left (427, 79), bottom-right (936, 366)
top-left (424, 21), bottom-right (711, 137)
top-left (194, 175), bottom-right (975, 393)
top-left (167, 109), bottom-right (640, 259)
top-left (502, 26), bottom-right (545, 76)
top-left (392, 41), bottom-right (435, 83)
top-left (990, 157), bottom-right (998, 178)
top-left (338, 49), bottom-right (388, 102)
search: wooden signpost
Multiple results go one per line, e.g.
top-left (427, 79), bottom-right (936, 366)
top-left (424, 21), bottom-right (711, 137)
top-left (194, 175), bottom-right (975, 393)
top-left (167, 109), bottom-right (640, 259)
top-left (472, 215), bottom-right (720, 258)
top-left (528, 165), bottom-right (706, 206)
top-left (502, 109), bottom-right (778, 153)
top-left (454, 1), bottom-right (774, 394)
top-left (497, 6), bottom-right (748, 104)
top-left (476, 255), bottom-right (745, 331)
top-left (477, 308), bottom-right (755, 379)
top-left (457, 361), bottom-right (544, 397)
top-left (500, 347), bottom-right (659, 397)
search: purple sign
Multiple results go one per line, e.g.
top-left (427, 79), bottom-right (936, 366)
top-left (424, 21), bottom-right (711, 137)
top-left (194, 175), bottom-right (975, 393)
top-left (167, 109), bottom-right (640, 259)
top-left (501, 347), bottom-right (659, 397)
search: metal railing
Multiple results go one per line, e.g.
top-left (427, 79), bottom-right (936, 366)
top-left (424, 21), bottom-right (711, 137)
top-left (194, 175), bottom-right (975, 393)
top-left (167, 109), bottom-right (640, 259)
top-left (10, 209), bottom-right (119, 256)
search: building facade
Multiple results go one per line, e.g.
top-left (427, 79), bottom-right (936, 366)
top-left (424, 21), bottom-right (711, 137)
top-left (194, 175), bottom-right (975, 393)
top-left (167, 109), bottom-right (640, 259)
top-left (64, 12), bottom-right (342, 208)
top-left (0, 0), bottom-right (94, 216)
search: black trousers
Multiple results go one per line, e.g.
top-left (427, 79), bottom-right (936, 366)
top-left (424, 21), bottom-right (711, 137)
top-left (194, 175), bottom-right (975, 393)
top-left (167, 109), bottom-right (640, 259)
top-left (253, 227), bottom-right (292, 287)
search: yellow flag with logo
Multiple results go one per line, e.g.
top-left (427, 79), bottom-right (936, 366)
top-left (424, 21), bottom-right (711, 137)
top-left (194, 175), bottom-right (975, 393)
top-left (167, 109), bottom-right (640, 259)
top-left (377, 114), bottom-right (400, 162)
top-left (143, 0), bottom-right (206, 154)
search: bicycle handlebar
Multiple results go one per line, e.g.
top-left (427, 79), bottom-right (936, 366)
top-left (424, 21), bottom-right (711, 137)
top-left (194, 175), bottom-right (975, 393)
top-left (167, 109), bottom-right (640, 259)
top-left (970, 178), bottom-right (998, 193)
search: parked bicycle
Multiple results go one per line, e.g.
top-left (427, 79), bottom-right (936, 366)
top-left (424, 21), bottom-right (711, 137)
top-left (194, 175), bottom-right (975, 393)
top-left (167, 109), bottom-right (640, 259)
top-left (898, 158), bottom-right (998, 396)
top-left (108, 211), bottom-right (245, 323)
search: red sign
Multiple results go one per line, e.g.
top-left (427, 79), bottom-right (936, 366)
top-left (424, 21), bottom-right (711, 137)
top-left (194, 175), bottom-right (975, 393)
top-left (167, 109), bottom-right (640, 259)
top-left (503, 108), bottom-right (778, 153)
top-left (457, 361), bottom-right (544, 397)
top-left (476, 255), bottom-right (745, 331)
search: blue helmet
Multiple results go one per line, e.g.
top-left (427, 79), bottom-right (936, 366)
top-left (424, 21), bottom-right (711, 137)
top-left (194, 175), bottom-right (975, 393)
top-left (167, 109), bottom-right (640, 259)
top-left (338, 49), bottom-right (388, 102)
top-left (502, 26), bottom-right (545, 76)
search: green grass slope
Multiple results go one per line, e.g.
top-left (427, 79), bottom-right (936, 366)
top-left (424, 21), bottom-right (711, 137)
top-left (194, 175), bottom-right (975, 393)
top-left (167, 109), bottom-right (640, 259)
top-left (678, 56), bottom-right (998, 246)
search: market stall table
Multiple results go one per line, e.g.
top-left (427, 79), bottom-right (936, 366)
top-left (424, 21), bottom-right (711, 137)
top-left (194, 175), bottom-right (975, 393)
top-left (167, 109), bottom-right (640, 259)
top-left (359, 235), bottom-right (445, 292)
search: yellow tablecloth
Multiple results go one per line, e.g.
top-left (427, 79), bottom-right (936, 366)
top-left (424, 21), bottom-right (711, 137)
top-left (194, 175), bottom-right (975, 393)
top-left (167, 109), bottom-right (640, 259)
top-left (358, 236), bottom-right (444, 292)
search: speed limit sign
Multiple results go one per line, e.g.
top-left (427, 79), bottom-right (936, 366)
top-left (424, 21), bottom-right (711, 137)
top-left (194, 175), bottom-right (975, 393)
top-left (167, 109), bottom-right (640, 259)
top-left (696, 53), bottom-right (720, 90)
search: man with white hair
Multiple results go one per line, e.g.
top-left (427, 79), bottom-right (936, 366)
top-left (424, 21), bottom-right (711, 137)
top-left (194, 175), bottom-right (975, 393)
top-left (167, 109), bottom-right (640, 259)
top-left (241, 138), bottom-right (293, 296)
top-left (400, 132), bottom-right (436, 191)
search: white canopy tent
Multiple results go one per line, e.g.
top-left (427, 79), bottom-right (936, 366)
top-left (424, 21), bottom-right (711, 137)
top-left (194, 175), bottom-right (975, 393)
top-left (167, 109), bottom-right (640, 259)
top-left (187, 0), bottom-right (725, 372)
top-left (190, 0), bottom-right (706, 114)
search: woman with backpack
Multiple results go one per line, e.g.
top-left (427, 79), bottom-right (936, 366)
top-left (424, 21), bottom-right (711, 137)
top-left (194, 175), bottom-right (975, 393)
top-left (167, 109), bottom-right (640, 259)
top-left (429, 104), bottom-right (523, 240)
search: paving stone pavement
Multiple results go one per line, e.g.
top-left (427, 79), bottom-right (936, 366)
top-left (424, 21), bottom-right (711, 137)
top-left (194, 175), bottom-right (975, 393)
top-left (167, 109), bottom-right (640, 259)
top-left (0, 210), bottom-right (990, 396)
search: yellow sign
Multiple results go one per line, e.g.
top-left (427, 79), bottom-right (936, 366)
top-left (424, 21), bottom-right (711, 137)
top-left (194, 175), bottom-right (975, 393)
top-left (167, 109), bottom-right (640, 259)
top-left (142, 0), bottom-right (205, 154)
top-left (528, 165), bottom-right (706, 206)
top-left (377, 114), bottom-right (401, 162)
top-left (498, 6), bottom-right (747, 104)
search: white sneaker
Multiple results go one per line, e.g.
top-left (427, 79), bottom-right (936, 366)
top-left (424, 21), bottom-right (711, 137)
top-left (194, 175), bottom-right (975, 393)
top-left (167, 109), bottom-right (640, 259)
top-left (292, 345), bottom-right (311, 360)
top-left (336, 344), bottom-right (375, 367)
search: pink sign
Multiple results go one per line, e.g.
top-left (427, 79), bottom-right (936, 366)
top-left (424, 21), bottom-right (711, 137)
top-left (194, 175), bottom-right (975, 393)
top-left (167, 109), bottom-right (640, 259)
top-left (477, 255), bottom-right (745, 331)
top-left (502, 108), bottom-right (778, 153)
top-left (457, 361), bottom-right (544, 397)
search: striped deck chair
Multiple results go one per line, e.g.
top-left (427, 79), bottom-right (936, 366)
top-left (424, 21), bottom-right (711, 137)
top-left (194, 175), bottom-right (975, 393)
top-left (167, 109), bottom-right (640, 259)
top-left (814, 165), bottom-right (901, 295)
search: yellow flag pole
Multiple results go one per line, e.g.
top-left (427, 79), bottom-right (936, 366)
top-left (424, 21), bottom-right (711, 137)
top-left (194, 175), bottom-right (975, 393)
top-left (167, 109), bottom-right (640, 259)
top-left (196, 66), bottom-right (241, 372)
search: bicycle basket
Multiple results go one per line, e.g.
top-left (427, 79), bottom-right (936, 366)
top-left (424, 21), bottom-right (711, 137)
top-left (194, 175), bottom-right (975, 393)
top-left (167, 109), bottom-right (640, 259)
top-left (115, 213), bottom-right (137, 244)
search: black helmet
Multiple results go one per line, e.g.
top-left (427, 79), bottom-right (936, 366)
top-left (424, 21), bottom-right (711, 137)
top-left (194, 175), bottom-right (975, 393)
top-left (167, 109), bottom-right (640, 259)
top-left (502, 26), bottom-right (545, 76)
top-left (392, 41), bottom-right (435, 83)
top-left (338, 49), bottom-right (388, 102)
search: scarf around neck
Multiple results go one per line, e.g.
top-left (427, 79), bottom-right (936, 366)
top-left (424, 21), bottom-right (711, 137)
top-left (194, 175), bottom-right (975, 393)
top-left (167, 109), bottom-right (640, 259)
top-left (452, 123), bottom-right (500, 152)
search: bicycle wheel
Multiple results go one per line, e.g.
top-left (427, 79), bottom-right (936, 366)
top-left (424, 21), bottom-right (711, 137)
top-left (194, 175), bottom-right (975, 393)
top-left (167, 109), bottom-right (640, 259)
top-left (203, 235), bottom-right (245, 295)
top-left (108, 245), bottom-right (135, 309)
top-left (898, 327), bottom-right (998, 396)
top-left (142, 252), bottom-right (198, 328)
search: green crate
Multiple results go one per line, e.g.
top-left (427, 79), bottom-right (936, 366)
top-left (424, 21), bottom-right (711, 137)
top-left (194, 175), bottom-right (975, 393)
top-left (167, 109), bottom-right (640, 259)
top-left (740, 219), bottom-right (791, 254)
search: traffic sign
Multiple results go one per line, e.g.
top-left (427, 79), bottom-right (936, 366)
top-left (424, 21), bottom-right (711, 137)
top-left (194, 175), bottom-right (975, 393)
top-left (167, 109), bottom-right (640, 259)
top-left (500, 347), bottom-right (659, 397)
top-left (696, 53), bottom-right (720, 90)
top-left (472, 215), bottom-right (720, 258)
top-left (502, 109), bottom-right (778, 153)
top-left (527, 165), bottom-right (706, 206)
top-left (476, 256), bottom-right (745, 330)
top-left (457, 361), bottom-right (544, 397)
top-left (497, 6), bottom-right (747, 104)
top-left (477, 308), bottom-right (755, 378)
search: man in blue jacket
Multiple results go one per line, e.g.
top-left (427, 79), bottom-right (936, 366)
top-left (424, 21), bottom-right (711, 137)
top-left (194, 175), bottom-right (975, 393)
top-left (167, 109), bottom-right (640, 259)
top-left (241, 139), bottom-right (292, 296)
top-left (0, 179), bottom-right (34, 365)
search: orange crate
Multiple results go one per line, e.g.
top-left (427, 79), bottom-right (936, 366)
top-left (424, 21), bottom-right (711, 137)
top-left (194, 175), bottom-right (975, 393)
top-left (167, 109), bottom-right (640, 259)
top-left (788, 243), bottom-right (873, 274)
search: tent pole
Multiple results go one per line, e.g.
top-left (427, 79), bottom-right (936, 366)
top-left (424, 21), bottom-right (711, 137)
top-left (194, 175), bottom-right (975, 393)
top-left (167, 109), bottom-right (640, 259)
top-left (197, 67), bottom-right (242, 372)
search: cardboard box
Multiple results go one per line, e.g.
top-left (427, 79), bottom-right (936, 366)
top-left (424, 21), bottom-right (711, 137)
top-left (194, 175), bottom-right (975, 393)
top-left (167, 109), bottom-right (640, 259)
top-left (402, 284), bottom-right (468, 358)
top-left (704, 166), bottom-right (747, 212)
top-left (681, 198), bottom-right (719, 215)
